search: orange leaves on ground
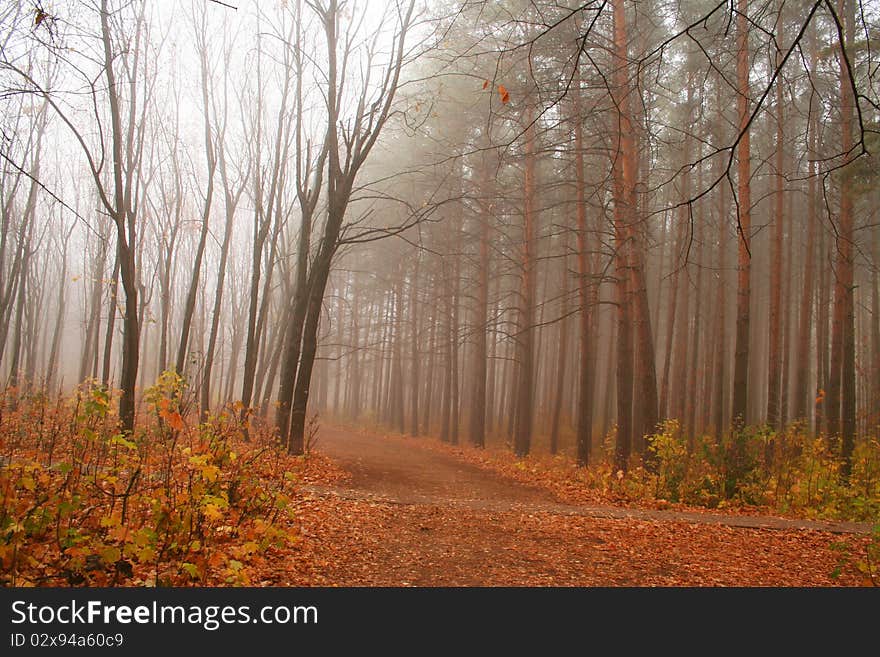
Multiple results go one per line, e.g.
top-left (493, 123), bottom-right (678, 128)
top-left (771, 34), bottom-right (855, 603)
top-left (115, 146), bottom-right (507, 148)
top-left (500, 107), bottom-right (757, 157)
top-left (482, 79), bottom-right (489, 89)
top-left (279, 436), bottom-right (871, 587)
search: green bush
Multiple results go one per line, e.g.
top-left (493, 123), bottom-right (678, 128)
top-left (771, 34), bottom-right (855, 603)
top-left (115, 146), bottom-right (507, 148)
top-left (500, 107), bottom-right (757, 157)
top-left (647, 421), bottom-right (721, 506)
top-left (643, 422), bottom-right (880, 522)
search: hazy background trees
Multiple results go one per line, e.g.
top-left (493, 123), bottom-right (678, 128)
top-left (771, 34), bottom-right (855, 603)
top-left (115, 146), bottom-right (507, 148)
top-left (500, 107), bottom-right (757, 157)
top-left (0, 0), bottom-right (878, 477)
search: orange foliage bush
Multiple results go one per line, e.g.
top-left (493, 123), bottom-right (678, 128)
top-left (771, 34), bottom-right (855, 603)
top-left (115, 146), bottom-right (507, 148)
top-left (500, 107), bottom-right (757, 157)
top-left (0, 377), bottom-right (306, 587)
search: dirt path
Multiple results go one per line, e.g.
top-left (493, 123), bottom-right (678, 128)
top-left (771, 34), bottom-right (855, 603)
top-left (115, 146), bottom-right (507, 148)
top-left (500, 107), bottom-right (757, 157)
top-left (283, 427), bottom-right (873, 586)
top-left (312, 426), bottom-right (557, 507)
top-left (312, 427), bottom-right (870, 534)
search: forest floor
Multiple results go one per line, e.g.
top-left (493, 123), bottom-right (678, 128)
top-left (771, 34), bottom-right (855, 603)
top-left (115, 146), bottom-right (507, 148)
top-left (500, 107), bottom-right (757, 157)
top-left (276, 426), bottom-right (875, 586)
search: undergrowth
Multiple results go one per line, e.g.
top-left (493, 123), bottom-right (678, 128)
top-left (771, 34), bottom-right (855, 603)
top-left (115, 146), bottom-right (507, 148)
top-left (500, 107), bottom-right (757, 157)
top-left (0, 374), bottom-right (302, 587)
top-left (639, 420), bottom-right (880, 522)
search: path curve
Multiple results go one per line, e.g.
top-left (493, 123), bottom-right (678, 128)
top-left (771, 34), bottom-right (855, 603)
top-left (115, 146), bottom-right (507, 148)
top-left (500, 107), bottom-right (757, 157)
top-left (281, 426), bottom-right (874, 585)
top-left (314, 426), bottom-right (872, 535)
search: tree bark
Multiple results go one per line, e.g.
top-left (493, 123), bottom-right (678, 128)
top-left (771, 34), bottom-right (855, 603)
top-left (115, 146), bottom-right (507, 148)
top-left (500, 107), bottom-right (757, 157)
top-left (574, 78), bottom-right (594, 466)
top-left (731, 0), bottom-right (752, 430)
top-left (514, 103), bottom-right (537, 458)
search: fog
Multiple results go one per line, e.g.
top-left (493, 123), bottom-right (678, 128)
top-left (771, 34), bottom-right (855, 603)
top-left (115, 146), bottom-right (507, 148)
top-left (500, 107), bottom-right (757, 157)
top-left (1, 0), bottom-right (878, 471)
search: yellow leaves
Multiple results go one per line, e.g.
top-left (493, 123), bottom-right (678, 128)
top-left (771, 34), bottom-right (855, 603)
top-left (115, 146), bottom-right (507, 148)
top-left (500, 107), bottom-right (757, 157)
top-left (0, 386), bottom-right (314, 587)
top-left (240, 541), bottom-right (260, 556)
top-left (134, 545), bottom-right (155, 563)
top-left (189, 454), bottom-right (221, 482)
top-left (99, 545), bottom-right (121, 564)
top-left (181, 562), bottom-right (201, 580)
top-left (110, 434), bottom-right (137, 450)
top-left (6, 522), bottom-right (25, 536)
top-left (201, 493), bottom-right (229, 523)
top-left (203, 464), bottom-right (220, 482)
top-left (203, 504), bottom-right (224, 522)
top-left (129, 528), bottom-right (148, 547)
top-left (100, 514), bottom-right (120, 528)
top-left (84, 386), bottom-right (110, 418)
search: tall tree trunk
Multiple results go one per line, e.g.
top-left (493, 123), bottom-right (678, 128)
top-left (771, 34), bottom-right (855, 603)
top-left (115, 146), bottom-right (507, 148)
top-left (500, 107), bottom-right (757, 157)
top-left (288, 244), bottom-right (337, 453)
top-left (660, 216), bottom-right (684, 420)
top-left (549, 256), bottom-right (569, 455)
top-left (422, 305), bottom-right (437, 433)
top-left (829, 0), bottom-right (856, 474)
top-left (712, 127), bottom-right (728, 441)
top-left (871, 219), bottom-right (880, 431)
top-left (767, 35), bottom-right (785, 430)
top-left (469, 155), bottom-right (490, 447)
top-left (410, 256), bottom-right (421, 436)
top-left (101, 0), bottom-right (140, 434)
top-left (794, 40), bottom-right (818, 426)
top-left (514, 103), bottom-right (537, 458)
top-left (612, 0), bottom-right (637, 471)
top-left (6, 230), bottom-right (30, 389)
top-left (100, 255), bottom-right (121, 387)
top-left (390, 274), bottom-right (406, 433)
top-left (685, 185), bottom-right (704, 441)
top-left (46, 226), bottom-right (74, 394)
top-left (80, 232), bottom-right (107, 383)
top-left (175, 28), bottom-right (216, 377)
top-left (201, 183), bottom-right (238, 421)
top-left (349, 292), bottom-right (362, 420)
top-left (259, 304), bottom-right (290, 417)
top-left (440, 264), bottom-right (453, 443)
top-left (286, 0), bottom-right (413, 452)
top-left (630, 224), bottom-right (659, 450)
top-left (244, 20), bottom-right (292, 417)
top-left (816, 199), bottom-right (830, 435)
top-left (450, 244), bottom-right (461, 445)
top-left (731, 0), bottom-right (752, 429)
top-left (574, 78), bottom-right (594, 466)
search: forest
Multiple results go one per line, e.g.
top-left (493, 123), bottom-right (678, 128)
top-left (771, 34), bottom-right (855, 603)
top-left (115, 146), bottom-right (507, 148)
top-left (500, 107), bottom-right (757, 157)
top-left (1, 0), bottom-right (879, 588)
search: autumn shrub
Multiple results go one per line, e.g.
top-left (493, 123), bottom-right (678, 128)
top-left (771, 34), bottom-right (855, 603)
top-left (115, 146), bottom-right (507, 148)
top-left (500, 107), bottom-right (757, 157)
top-left (0, 377), bottom-right (301, 587)
top-left (639, 420), bottom-right (880, 521)
top-left (645, 421), bottom-right (721, 506)
top-left (765, 429), bottom-right (843, 517)
top-left (831, 524), bottom-right (880, 586)
top-left (750, 427), bottom-right (880, 521)
top-left (843, 439), bottom-right (880, 520)
top-left (717, 425), bottom-right (770, 505)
